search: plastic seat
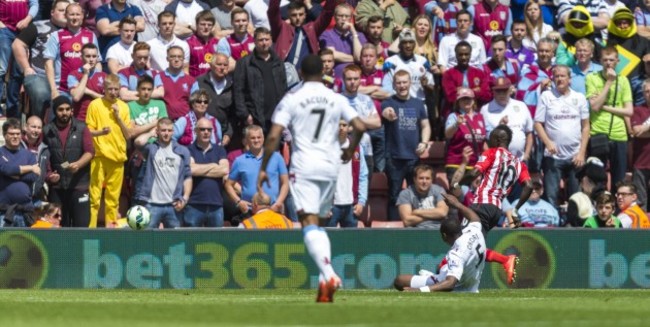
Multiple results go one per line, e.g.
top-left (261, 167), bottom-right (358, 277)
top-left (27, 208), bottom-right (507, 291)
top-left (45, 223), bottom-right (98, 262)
top-left (419, 141), bottom-right (446, 166)
top-left (367, 173), bottom-right (390, 221)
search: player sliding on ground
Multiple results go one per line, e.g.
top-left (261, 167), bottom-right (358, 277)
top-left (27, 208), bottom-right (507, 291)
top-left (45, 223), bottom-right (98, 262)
top-left (258, 55), bottom-right (366, 303)
top-left (394, 193), bottom-right (486, 292)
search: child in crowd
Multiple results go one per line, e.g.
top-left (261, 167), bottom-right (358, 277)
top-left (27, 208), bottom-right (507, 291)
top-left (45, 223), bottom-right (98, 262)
top-left (583, 192), bottom-right (621, 228)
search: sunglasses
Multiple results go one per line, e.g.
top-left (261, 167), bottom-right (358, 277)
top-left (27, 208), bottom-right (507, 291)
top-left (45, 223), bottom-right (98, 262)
top-left (198, 127), bottom-right (213, 132)
top-left (195, 100), bottom-right (209, 104)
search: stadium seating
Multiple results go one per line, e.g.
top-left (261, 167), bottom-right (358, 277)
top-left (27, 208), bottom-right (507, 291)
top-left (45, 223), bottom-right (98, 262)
top-left (420, 141), bottom-right (446, 166)
top-left (367, 172), bottom-right (389, 222)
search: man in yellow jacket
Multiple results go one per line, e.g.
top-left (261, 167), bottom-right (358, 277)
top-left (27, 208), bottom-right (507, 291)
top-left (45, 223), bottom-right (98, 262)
top-left (86, 74), bottom-right (133, 227)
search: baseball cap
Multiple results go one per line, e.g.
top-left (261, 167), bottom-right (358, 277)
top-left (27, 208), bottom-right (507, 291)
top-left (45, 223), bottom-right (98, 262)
top-left (456, 87), bottom-right (475, 99)
top-left (399, 29), bottom-right (416, 43)
top-left (490, 77), bottom-right (512, 90)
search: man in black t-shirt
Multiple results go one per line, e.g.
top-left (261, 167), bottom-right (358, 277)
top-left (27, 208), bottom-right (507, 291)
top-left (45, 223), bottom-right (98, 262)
top-left (11, 0), bottom-right (69, 119)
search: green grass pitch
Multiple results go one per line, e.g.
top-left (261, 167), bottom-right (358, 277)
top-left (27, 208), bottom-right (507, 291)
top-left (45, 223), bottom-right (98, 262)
top-left (0, 289), bottom-right (649, 326)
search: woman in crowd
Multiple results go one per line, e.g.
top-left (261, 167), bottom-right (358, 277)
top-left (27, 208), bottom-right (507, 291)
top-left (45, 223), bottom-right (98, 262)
top-left (524, 0), bottom-right (553, 50)
top-left (172, 89), bottom-right (223, 146)
top-left (443, 87), bottom-right (486, 184)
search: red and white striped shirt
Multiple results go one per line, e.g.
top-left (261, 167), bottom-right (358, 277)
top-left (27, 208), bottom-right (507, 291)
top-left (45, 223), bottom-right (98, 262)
top-left (473, 147), bottom-right (530, 208)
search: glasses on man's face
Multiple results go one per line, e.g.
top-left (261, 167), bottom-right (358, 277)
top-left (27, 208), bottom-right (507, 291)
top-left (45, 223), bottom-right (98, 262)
top-left (168, 55), bottom-right (183, 59)
top-left (616, 192), bottom-right (634, 197)
top-left (195, 100), bottom-right (209, 104)
top-left (198, 127), bottom-right (213, 132)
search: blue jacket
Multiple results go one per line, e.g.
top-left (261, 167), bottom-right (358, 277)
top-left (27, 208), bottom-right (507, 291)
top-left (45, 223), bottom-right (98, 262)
top-left (134, 140), bottom-right (192, 204)
top-left (0, 146), bottom-right (38, 206)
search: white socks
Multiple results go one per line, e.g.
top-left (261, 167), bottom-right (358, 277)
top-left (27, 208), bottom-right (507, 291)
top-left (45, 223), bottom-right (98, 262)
top-left (303, 225), bottom-right (336, 282)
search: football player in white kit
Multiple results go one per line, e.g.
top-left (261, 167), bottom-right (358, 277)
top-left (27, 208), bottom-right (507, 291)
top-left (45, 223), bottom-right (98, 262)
top-left (258, 55), bottom-right (367, 302)
top-left (394, 193), bottom-right (487, 293)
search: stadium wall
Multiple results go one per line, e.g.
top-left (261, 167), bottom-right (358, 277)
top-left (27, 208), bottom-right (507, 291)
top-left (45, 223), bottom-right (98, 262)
top-left (0, 229), bottom-right (648, 289)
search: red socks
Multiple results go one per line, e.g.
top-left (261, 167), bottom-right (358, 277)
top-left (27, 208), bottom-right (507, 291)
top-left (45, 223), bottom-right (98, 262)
top-left (486, 249), bottom-right (508, 265)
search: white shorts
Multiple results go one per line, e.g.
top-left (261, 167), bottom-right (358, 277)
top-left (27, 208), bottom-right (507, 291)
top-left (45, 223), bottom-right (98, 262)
top-left (290, 177), bottom-right (336, 218)
top-left (409, 266), bottom-right (448, 288)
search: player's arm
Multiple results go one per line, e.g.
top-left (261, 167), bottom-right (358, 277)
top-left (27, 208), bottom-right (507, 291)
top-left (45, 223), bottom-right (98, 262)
top-left (512, 176), bottom-right (533, 227)
top-left (442, 193), bottom-right (480, 224)
top-left (460, 148), bottom-right (492, 185)
top-left (459, 167), bottom-right (481, 186)
top-left (450, 146), bottom-right (473, 197)
top-left (274, 173), bottom-right (289, 209)
top-left (424, 275), bottom-right (458, 292)
top-left (343, 117), bottom-right (367, 161)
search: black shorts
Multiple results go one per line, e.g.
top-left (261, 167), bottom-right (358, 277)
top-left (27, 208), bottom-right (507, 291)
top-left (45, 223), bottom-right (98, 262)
top-left (469, 203), bottom-right (502, 234)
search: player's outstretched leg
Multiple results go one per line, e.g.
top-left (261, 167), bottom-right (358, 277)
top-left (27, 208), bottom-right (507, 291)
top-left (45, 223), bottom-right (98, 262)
top-left (486, 249), bottom-right (518, 285)
top-left (303, 221), bottom-right (341, 302)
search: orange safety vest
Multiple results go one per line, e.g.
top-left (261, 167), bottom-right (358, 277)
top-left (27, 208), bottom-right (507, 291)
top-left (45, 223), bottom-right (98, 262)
top-left (242, 209), bottom-right (293, 229)
top-left (623, 204), bottom-right (650, 229)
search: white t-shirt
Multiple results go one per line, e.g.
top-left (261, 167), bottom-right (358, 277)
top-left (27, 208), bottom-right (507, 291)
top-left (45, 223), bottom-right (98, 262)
top-left (175, 1), bottom-right (205, 33)
top-left (272, 82), bottom-right (359, 181)
top-left (480, 99), bottom-right (533, 159)
top-left (437, 33), bottom-right (486, 69)
top-left (106, 41), bottom-right (135, 70)
top-left (381, 54), bottom-right (434, 101)
top-left (130, 0), bottom-right (167, 42)
top-left (522, 24), bottom-right (553, 50)
top-left (147, 35), bottom-right (190, 71)
top-left (446, 221), bottom-right (486, 293)
top-left (244, 0), bottom-right (271, 29)
top-left (535, 88), bottom-right (590, 160)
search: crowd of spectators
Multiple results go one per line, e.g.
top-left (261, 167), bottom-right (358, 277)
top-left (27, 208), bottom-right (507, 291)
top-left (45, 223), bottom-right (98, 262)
top-left (2, 0), bottom-right (650, 229)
